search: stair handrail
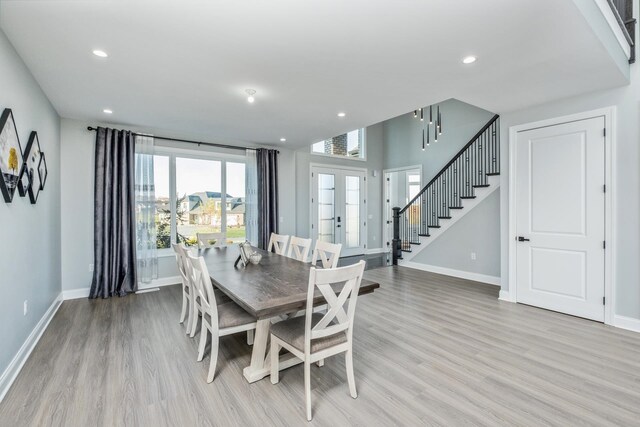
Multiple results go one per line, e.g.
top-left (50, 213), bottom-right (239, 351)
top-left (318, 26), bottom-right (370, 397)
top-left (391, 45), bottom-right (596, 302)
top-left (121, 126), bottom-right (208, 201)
top-left (398, 114), bottom-right (500, 215)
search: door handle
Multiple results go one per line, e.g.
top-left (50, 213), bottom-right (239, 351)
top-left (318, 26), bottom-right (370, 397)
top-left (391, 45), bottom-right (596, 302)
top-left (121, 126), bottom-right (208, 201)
top-left (337, 216), bottom-right (341, 223)
top-left (517, 236), bottom-right (530, 242)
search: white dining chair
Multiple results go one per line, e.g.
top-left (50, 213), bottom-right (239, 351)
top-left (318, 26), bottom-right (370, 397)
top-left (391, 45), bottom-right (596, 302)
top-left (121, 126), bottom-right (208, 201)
top-left (187, 253), bottom-right (257, 383)
top-left (173, 243), bottom-right (195, 334)
top-left (267, 233), bottom-right (290, 255)
top-left (311, 240), bottom-right (342, 268)
top-left (270, 260), bottom-right (366, 421)
top-left (197, 232), bottom-right (227, 248)
top-left (287, 236), bottom-right (312, 262)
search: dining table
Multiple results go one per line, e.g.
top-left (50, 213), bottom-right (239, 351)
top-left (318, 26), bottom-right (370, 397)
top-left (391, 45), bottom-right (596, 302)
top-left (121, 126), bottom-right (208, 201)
top-left (197, 246), bottom-right (380, 383)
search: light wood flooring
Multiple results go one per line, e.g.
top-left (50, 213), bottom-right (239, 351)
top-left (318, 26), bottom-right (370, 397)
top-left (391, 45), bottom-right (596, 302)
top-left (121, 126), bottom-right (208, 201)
top-left (1, 266), bottom-right (639, 426)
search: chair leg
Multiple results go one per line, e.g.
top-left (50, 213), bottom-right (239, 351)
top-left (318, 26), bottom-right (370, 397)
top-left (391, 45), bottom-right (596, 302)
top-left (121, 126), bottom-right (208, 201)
top-left (207, 334), bottom-right (219, 383)
top-left (197, 326), bottom-right (207, 362)
top-left (345, 350), bottom-right (357, 399)
top-left (270, 338), bottom-right (280, 384)
top-left (180, 289), bottom-right (188, 324)
top-left (189, 302), bottom-right (199, 338)
top-left (316, 359), bottom-right (324, 367)
top-left (305, 361), bottom-right (312, 421)
top-left (247, 329), bottom-right (254, 346)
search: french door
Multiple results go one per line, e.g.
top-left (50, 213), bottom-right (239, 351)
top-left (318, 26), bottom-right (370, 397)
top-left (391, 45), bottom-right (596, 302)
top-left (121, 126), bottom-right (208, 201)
top-left (311, 166), bottom-right (367, 257)
top-left (514, 116), bottom-right (605, 321)
top-left (384, 167), bottom-right (421, 254)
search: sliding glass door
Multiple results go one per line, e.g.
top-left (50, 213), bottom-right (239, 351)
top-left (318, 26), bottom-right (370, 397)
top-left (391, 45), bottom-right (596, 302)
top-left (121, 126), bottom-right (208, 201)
top-left (311, 166), bottom-right (366, 257)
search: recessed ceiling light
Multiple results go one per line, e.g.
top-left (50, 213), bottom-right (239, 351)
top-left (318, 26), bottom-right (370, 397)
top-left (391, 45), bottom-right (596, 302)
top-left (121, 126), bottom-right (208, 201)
top-left (103, 109), bottom-right (113, 114)
top-left (280, 138), bottom-right (286, 142)
top-left (246, 89), bottom-right (256, 103)
top-left (337, 112), bottom-right (346, 117)
top-left (462, 55), bottom-right (477, 64)
top-left (93, 50), bottom-right (108, 58)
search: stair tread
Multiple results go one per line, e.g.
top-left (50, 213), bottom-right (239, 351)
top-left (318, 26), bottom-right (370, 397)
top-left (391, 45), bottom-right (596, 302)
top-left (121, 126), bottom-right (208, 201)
top-left (473, 184), bottom-right (490, 188)
top-left (438, 216), bottom-right (452, 219)
top-left (486, 172), bottom-right (500, 176)
top-left (449, 206), bottom-right (463, 209)
top-left (418, 234), bottom-right (431, 237)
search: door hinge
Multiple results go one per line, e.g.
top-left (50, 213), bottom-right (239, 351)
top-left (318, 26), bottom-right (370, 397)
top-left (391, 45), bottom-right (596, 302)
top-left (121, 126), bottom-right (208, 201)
top-left (311, 172), bottom-right (314, 177)
top-left (364, 221), bottom-right (367, 226)
top-left (603, 184), bottom-right (606, 193)
top-left (603, 128), bottom-right (606, 137)
top-left (386, 177), bottom-right (390, 182)
top-left (364, 244), bottom-right (367, 249)
top-left (364, 199), bottom-right (366, 204)
top-left (603, 240), bottom-right (606, 249)
top-left (311, 224), bottom-right (314, 229)
top-left (364, 177), bottom-right (367, 182)
top-left (603, 296), bottom-right (606, 305)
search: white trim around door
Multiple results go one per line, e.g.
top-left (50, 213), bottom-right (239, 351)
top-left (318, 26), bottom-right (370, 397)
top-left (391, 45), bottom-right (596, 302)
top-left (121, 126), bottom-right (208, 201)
top-left (508, 106), bottom-right (615, 326)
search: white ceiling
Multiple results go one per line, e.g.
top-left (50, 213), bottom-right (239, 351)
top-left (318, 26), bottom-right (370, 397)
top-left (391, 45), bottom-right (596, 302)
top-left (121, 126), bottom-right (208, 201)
top-left (0, 0), bottom-right (629, 148)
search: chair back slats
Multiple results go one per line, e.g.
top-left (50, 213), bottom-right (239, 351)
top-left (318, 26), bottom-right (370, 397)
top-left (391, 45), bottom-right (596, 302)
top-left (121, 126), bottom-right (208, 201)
top-left (267, 233), bottom-right (290, 255)
top-left (172, 243), bottom-right (189, 286)
top-left (197, 232), bottom-right (227, 249)
top-left (304, 260), bottom-right (366, 351)
top-left (311, 241), bottom-right (342, 269)
top-left (187, 253), bottom-right (219, 327)
top-left (287, 236), bottom-right (312, 262)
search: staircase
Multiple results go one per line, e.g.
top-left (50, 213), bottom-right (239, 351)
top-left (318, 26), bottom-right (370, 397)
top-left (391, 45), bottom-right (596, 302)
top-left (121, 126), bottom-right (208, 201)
top-left (392, 114), bottom-right (500, 265)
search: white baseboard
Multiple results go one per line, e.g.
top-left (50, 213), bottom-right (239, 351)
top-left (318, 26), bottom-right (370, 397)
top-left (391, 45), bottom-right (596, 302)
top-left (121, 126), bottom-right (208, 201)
top-left (63, 276), bottom-right (181, 300)
top-left (0, 293), bottom-right (63, 403)
top-left (613, 315), bottom-right (640, 333)
top-left (365, 248), bottom-right (386, 255)
top-left (400, 261), bottom-right (501, 286)
top-left (62, 287), bottom-right (90, 300)
top-left (498, 290), bottom-right (514, 302)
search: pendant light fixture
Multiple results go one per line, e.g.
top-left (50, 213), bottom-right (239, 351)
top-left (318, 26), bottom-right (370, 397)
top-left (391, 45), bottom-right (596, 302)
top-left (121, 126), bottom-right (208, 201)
top-left (412, 103), bottom-right (444, 150)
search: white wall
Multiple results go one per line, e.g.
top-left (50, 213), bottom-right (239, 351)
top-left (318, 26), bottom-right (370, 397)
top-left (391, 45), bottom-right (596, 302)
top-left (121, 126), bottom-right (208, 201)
top-left (499, 60), bottom-right (640, 321)
top-left (0, 29), bottom-right (61, 379)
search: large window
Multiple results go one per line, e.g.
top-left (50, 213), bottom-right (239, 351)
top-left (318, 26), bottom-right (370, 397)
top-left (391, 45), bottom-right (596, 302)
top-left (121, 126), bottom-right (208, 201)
top-left (311, 129), bottom-right (365, 159)
top-left (144, 149), bottom-right (246, 250)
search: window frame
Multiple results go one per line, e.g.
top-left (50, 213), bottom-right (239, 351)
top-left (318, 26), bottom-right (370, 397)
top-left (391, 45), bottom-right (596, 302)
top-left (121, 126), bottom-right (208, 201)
top-left (310, 128), bottom-right (367, 161)
top-left (151, 145), bottom-right (246, 257)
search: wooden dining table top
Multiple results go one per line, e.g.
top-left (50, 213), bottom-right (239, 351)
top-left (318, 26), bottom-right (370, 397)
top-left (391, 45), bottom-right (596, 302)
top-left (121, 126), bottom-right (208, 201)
top-left (197, 246), bottom-right (380, 319)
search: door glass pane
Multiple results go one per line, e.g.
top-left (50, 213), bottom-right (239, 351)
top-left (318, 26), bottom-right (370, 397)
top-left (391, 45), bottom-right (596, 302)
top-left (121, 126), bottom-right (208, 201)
top-left (176, 158), bottom-right (222, 246)
top-left (318, 173), bottom-right (335, 243)
top-left (226, 162), bottom-right (246, 243)
top-left (345, 175), bottom-right (360, 248)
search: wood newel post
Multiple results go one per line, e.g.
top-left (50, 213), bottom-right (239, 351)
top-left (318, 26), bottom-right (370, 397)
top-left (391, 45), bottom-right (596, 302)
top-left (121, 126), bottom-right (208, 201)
top-left (392, 207), bottom-right (401, 265)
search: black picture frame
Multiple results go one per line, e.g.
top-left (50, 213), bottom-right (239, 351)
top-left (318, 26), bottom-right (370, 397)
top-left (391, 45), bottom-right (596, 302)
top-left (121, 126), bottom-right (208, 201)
top-left (0, 108), bottom-right (26, 203)
top-left (19, 131), bottom-right (43, 204)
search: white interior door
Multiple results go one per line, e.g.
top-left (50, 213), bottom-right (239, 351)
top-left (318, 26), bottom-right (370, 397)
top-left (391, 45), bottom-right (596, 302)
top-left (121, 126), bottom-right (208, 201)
top-left (515, 117), bottom-right (605, 321)
top-left (312, 167), bottom-right (366, 257)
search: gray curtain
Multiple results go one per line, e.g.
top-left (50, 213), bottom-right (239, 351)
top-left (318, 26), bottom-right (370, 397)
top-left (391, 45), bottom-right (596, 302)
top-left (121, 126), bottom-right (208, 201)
top-left (89, 127), bottom-right (138, 298)
top-left (257, 149), bottom-right (279, 250)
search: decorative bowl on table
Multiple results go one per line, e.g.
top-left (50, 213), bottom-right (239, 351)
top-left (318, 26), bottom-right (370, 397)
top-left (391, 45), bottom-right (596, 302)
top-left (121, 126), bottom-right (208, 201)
top-left (249, 253), bottom-right (262, 265)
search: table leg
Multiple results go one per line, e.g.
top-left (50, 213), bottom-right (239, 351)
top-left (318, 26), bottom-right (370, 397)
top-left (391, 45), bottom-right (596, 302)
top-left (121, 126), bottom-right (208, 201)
top-left (243, 319), bottom-right (271, 383)
top-left (242, 317), bottom-right (305, 383)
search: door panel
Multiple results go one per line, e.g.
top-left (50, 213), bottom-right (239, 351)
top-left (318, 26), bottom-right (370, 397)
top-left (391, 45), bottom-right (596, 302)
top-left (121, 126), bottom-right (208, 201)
top-left (515, 117), bottom-right (605, 321)
top-left (312, 167), bottom-right (366, 257)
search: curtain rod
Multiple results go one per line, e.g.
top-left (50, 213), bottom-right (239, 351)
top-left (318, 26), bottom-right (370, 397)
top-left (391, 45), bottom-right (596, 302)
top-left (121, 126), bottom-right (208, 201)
top-left (86, 126), bottom-right (279, 153)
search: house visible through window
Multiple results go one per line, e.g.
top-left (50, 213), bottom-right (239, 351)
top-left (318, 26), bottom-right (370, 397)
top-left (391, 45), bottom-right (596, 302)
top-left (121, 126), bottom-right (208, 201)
top-left (312, 129), bottom-right (364, 159)
top-left (142, 150), bottom-right (246, 250)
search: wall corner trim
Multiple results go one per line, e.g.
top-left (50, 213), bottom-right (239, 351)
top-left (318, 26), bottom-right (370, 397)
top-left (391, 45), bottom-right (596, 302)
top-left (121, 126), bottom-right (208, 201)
top-left (613, 315), bottom-right (640, 333)
top-left (0, 293), bottom-right (63, 403)
top-left (498, 290), bottom-right (514, 302)
top-left (399, 261), bottom-right (501, 286)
